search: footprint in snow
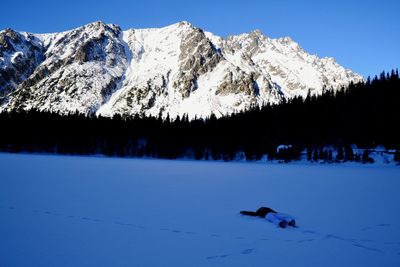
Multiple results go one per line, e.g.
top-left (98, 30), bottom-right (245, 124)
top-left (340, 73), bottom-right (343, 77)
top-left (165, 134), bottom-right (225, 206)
top-left (362, 223), bottom-right (391, 231)
top-left (241, 248), bottom-right (254, 255)
top-left (324, 234), bottom-right (355, 242)
top-left (114, 221), bottom-right (138, 227)
top-left (302, 230), bottom-right (320, 235)
top-left (298, 239), bottom-right (315, 243)
top-left (159, 228), bottom-right (181, 233)
top-left (359, 239), bottom-right (375, 243)
top-left (184, 231), bottom-right (195, 235)
top-left (81, 217), bottom-right (101, 222)
top-left (384, 241), bottom-right (400, 245)
top-left (352, 243), bottom-right (383, 253)
top-left (114, 221), bottom-right (126, 226)
top-left (206, 254), bottom-right (231, 260)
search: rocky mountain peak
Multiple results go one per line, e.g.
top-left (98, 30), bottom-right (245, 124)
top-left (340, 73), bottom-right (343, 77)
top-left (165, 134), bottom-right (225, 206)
top-left (0, 28), bottom-right (21, 45)
top-left (176, 20), bottom-right (193, 28)
top-left (249, 29), bottom-right (264, 38)
top-left (80, 21), bottom-right (122, 37)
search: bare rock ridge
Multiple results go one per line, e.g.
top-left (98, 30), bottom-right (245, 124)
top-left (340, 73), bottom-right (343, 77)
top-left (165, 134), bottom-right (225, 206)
top-left (0, 21), bottom-right (363, 119)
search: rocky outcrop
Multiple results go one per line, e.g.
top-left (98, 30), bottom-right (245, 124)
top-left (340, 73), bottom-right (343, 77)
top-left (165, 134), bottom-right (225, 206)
top-left (174, 26), bottom-right (222, 98)
top-left (113, 74), bottom-right (169, 116)
top-left (217, 70), bottom-right (257, 96)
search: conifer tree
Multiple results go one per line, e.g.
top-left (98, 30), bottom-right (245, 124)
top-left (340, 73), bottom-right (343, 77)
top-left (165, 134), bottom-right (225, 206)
top-left (394, 149), bottom-right (400, 163)
top-left (336, 146), bottom-right (344, 162)
top-left (328, 149), bottom-right (333, 162)
top-left (307, 146), bottom-right (312, 161)
top-left (344, 145), bottom-right (354, 161)
top-left (354, 153), bottom-right (361, 162)
top-left (362, 150), bottom-right (374, 164)
top-left (313, 147), bottom-right (319, 162)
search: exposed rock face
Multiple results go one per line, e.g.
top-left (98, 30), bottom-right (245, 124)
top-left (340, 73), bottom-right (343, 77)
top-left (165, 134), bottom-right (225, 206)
top-left (0, 21), bottom-right (363, 118)
top-left (175, 26), bottom-right (222, 98)
top-left (0, 29), bottom-right (44, 100)
top-left (217, 70), bottom-right (258, 96)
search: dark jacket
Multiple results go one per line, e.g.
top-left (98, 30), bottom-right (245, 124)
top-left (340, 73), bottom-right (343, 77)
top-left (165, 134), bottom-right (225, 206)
top-left (240, 207), bottom-right (277, 218)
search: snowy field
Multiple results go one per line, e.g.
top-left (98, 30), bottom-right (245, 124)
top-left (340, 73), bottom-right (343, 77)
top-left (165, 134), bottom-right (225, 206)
top-left (1, 153), bottom-right (400, 267)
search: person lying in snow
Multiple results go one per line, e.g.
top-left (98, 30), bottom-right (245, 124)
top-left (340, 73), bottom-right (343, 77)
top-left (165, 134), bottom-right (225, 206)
top-left (240, 207), bottom-right (296, 228)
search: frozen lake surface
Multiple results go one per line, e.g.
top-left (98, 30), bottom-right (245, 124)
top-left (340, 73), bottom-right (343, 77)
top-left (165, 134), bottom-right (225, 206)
top-left (1, 153), bottom-right (400, 266)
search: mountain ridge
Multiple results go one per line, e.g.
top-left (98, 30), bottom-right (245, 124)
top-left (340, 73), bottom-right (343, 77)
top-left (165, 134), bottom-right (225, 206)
top-left (0, 21), bottom-right (363, 119)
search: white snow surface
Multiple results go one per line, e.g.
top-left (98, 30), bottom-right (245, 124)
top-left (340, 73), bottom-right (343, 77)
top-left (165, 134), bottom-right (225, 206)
top-left (1, 153), bottom-right (399, 267)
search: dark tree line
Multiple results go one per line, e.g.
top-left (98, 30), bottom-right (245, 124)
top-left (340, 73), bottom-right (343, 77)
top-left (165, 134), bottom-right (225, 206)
top-left (0, 69), bottom-right (399, 163)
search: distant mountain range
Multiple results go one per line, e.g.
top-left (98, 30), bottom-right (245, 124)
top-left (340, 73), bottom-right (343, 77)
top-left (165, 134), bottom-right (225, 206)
top-left (0, 21), bottom-right (363, 118)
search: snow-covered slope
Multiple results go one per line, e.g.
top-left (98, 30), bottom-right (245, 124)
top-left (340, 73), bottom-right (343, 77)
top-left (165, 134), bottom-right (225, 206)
top-left (0, 21), bottom-right (363, 118)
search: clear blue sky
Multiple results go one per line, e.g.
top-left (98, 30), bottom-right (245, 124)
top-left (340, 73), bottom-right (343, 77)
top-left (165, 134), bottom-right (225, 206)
top-left (1, 0), bottom-right (399, 78)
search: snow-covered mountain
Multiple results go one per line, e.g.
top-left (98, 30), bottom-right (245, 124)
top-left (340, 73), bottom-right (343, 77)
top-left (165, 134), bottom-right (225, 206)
top-left (0, 21), bottom-right (363, 119)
